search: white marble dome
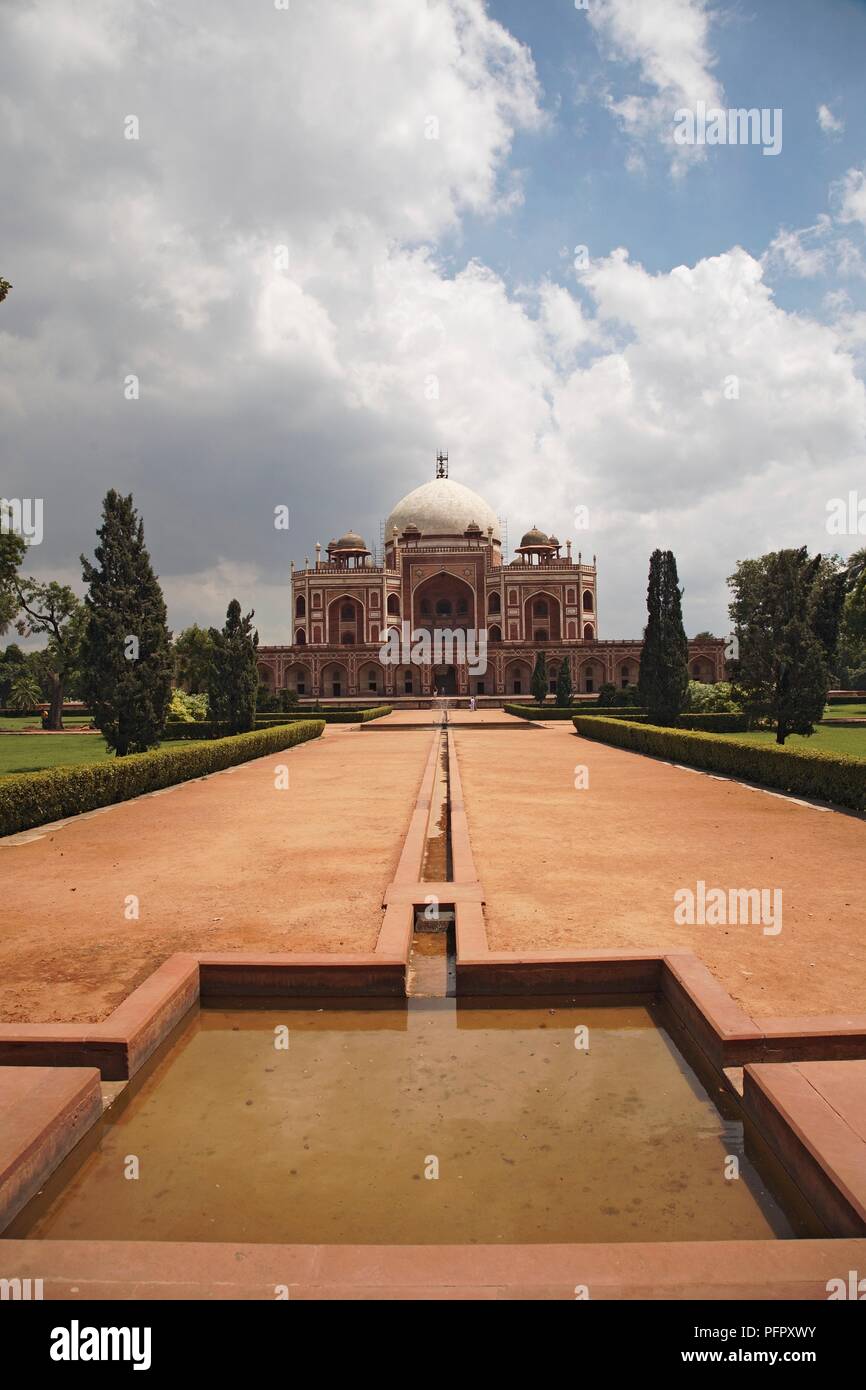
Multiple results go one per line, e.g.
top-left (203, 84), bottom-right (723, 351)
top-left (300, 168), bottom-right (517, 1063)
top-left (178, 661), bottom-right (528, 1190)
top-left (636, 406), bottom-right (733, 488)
top-left (385, 477), bottom-right (500, 541)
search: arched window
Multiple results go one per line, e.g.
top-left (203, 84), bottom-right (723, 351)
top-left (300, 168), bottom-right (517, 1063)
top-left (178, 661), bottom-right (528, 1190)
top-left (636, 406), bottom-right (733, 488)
top-left (488, 624), bottom-right (502, 642)
top-left (583, 623), bottom-right (594, 639)
top-left (535, 629), bottom-right (548, 641)
top-left (420, 598), bottom-right (431, 616)
top-left (583, 589), bottom-right (594, 612)
top-left (340, 603), bottom-right (355, 621)
top-left (435, 598), bottom-right (452, 616)
top-left (488, 592), bottom-right (501, 613)
top-left (387, 594), bottom-right (400, 615)
top-left (295, 629), bottom-right (307, 646)
top-left (340, 633), bottom-right (354, 645)
top-left (533, 599), bottom-right (549, 617)
top-left (457, 598), bottom-right (468, 615)
top-left (296, 595), bottom-right (306, 618)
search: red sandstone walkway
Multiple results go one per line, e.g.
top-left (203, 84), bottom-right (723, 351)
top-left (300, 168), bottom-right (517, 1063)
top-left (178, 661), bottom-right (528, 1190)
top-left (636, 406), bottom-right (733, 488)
top-left (0, 726), bottom-right (432, 1024)
top-left (453, 719), bottom-right (866, 1020)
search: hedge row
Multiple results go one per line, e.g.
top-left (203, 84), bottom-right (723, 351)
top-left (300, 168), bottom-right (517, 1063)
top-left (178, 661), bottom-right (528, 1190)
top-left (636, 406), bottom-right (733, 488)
top-left (0, 708), bottom-right (93, 720)
top-left (504, 704), bottom-right (582, 721)
top-left (675, 712), bottom-right (749, 732)
top-left (0, 721), bottom-right (325, 837)
top-left (165, 720), bottom-right (230, 739)
top-left (572, 716), bottom-right (866, 813)
top-left (264, 706), bottom-right (393, 724)
top-left (506, 705), bottom-right (747, 731)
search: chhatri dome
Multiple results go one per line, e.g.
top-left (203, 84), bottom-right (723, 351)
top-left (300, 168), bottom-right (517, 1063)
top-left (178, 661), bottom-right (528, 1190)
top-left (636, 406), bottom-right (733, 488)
top-left (385, 468), bottom-right (500, 542)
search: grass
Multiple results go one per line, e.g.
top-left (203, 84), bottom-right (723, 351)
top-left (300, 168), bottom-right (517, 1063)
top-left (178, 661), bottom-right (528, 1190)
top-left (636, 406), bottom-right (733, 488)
top-left (718, 725), bottom-right (866, 759)
top-left (0, 733), bottom-right (188, 775)
top-left (824, 702), bottom-right (866, 718)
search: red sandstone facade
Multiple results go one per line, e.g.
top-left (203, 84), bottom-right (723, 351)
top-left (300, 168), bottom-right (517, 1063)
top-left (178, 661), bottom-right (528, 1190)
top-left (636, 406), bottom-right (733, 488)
top-left (257, 465), bottom-right (726, 699)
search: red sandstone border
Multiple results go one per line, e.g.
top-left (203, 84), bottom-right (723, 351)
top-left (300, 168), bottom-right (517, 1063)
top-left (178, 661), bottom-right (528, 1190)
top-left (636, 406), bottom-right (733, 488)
top-left (2, 1235), bottom-right (864, 1300)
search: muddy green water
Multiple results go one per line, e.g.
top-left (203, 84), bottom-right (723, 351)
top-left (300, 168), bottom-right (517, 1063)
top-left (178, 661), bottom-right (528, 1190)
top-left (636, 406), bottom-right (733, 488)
top-left (8, 999), bottom-right (819, 1244)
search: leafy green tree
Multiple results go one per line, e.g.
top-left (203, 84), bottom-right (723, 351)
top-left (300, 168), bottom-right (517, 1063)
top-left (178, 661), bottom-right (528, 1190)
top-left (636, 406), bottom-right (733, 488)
top-left (840, 548), bottom-right (866, 647)
top-left (14, 580), bottom-right (85, 729)
top-left (638, 550), bottom-right (689, 725)
top-left (173, 624), bottom-right (214, 692)
top-left (728, 547), bottom-right (844, 744)
top-left (555, 658), bottom-right (573, 707)
top-left (0, 279), bottom-right (11, 304)
top-left (530, 651), bottom-right (547, 705)
top-left (208, 599), bottom-right (259, 734)
top-left (8, 668), bottom-right (42, 710)
top-left (0, 644), bottom-right (28, 704)
top-left (0, 504), bottom-right (27, 634)
top-left (80, 490), bottom-right (173, 755)
top-left (256, 681), bottom-right (280, 713)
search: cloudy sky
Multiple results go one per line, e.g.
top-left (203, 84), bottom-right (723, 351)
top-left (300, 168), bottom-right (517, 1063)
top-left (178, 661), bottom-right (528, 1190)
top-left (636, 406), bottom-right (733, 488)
top-left (2, 0), bottom-right (865, 643)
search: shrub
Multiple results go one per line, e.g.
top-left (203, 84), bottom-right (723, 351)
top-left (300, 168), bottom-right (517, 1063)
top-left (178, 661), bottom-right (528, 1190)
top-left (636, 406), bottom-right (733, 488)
top-left (572, 716), bottom-right (866, 813)
top-left (0, 721), bottom-right (325, 837)
top-left (168, 689), bottom-right (209, 722)
top-left (685, 680), bottom-right (740, 713)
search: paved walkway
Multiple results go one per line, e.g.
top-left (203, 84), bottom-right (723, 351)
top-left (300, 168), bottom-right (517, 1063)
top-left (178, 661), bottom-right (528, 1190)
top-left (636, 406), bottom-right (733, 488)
top-left (453, 720), bottom-right (866, 1019)
top-left (0, 726), bottom-right (431, 1024)
top-left (3, 710), bottom-right (864, 1026)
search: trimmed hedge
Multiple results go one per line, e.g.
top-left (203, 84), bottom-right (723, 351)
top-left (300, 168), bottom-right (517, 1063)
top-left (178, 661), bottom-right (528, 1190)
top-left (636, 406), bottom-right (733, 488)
top-left (0, 708), bottom-right (93, 720)
top-left (572, 716), bottom-right (866, 813)
top-left (0, 720), bottom-right (325, 837)
top-left (675, 712), bottom-right (749, 732)
top-left (165, 720), bottom-right (230, 739)
top-left (505, 703), bottom-right (580, 720)
top-left (167, 706), bottom-right (392, 736)
top-left (506, 705), bottom-right (747, 731)
top-left (264, 706), bottom-right (393, 724)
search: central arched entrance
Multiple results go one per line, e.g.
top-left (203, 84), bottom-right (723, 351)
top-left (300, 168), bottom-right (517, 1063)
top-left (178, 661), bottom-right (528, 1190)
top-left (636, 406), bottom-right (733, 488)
top-left (432, 664), bottom-right (457, 695)
top-left (413, 573), bottom-right (475, 632)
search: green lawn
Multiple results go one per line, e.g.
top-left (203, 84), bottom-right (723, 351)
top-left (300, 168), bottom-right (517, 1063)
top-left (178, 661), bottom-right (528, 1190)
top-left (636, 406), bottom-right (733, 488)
top-left (0, 734), bottom-right (188, 775)
top-left (823, 702), bottom-right (866, 718)
top-left (723, 726), bottom-right (866, 759)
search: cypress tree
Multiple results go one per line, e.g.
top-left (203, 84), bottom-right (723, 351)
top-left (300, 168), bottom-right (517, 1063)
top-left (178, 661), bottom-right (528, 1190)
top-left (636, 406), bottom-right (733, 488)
top-left (80, 491), bottom-right (173, 755)
top-left (638, 549), bottom-right (689, 726)
top-left (555, 657), bottom-right (573, 707)
top-left (531, 651), bottom-right (548, 705)
top-left (208, 599), bottom-right (259, 734)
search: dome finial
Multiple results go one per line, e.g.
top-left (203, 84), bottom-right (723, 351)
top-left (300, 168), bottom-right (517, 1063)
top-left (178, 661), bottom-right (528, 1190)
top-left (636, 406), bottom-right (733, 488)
top-left (435, 449), bottom-right (448, 479)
